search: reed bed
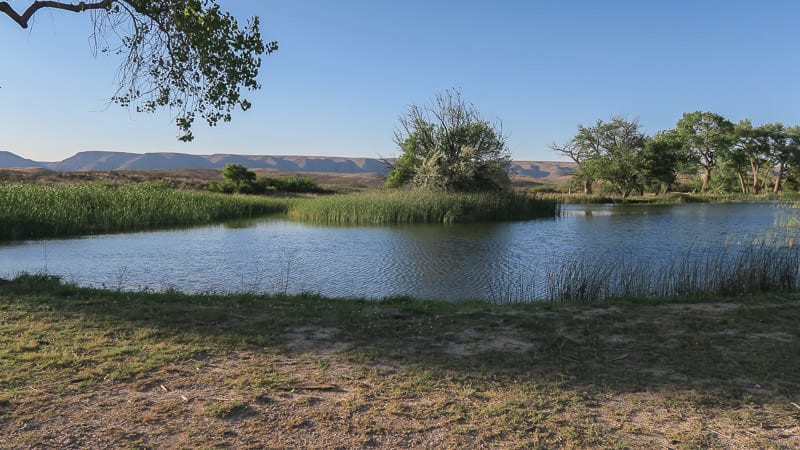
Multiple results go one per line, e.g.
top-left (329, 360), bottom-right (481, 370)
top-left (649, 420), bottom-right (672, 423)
top-left (541, 245), bottom-right (800, 302)
top-left (0, 182), bottom-right (292, 240)
top-left (287, 190), bottom-right (559, 225)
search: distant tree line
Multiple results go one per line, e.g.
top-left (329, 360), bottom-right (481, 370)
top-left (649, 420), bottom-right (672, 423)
top-left (553, 112), bottom-right (800, 196)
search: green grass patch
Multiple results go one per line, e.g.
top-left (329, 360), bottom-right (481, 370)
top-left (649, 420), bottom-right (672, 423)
top-left (206, 400), bottom-right (249, 419)
top-left (287, 190), bottom-right (559, 224)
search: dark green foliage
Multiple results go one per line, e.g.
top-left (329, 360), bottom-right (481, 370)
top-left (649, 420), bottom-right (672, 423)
top-left (258, 176), bottom-right (324, 193)
top-left (209, 163), bottom-right (258, 193)
top-left (640, 130), bottom-right (690, 194)
top-left (209, 165), bottom-right (324, 194)
top-left (387, 90), bottom-right (511, 192)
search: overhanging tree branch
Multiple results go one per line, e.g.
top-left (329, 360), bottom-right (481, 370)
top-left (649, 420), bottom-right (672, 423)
top-left (0, 0), bottom-right (113, 28)
top-left (2, 0), bottom-right (277, 141)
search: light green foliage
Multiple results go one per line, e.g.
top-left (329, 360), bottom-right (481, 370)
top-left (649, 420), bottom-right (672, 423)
top-left (387, 90), bottom-right (511, 192)
top-left (2, 1), bottom-right (276, 141)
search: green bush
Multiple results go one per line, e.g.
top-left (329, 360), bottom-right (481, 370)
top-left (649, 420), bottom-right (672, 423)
top-left (257, 176), bottom-right (323, 193)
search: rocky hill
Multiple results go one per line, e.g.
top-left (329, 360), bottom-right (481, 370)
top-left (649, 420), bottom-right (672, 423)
top-left (0, 151), bottom-right (42, 168)
top-left (0, 151), bottom-right (575, 185)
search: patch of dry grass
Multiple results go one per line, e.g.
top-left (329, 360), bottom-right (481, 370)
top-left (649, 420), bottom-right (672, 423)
top-left (0, 276), bottom-right (798, 447)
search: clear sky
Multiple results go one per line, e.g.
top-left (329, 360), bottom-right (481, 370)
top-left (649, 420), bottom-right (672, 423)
top-left (2, 0), bottom-right (800, 162)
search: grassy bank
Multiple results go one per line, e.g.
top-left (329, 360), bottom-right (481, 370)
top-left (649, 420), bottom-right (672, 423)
top-left (288, 190), bottom-right (559, 225)
top-left (0, 275), bottom-right (798, 447)
top-left (0, 182), bottom-right (294, 240)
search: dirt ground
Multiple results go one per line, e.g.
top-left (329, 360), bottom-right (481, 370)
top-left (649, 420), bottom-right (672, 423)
top-left (1, 285), bottom-right (799, 448)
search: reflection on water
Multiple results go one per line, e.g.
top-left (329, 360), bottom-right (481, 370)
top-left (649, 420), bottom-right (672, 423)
top-left (0, 202), bottom-right (794, 301)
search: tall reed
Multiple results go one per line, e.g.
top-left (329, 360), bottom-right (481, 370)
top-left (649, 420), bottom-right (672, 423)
top-left (542, 246), bottom-right (800, 302)
top-left (287, 190), bottom-right (559, 225)
top-left (0, 182), bottom-right (292, 240)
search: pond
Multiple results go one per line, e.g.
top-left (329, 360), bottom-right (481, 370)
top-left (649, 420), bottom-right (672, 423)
top-left (0, 202), bottom-right (796, 301)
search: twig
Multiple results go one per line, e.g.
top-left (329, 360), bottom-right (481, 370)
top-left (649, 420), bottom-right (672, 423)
top-left (276, 385), bottom-right (339, 391)
top-left (609, 353), bottom-right (630, 362)
top-left (709, 428), bottom-right (732, 440)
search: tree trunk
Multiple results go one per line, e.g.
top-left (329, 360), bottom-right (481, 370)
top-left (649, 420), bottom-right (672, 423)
top-left (737, 172), bottom-right (747, 194)
top-left (583, 178), bottom-right (592, 195)
top-left (750, 162), bottom-right (761, 194)
top-left (774, 164), bottom-right (785, 193)
top-left (700, 167), bottom-right (711, 193)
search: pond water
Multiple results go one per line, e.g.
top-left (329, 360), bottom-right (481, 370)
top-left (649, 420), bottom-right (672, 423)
top-left (0, 202), bottom-right (796, 301)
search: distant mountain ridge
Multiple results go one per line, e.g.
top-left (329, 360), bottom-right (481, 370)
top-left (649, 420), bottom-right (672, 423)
top-left (0, 151), bottom-right (575, 183)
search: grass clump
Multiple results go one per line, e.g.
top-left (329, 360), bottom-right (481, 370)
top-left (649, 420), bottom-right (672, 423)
top-left (287, 190), bottom-right (559, 225)
top-left (206, 401), bottom-right (249, 419)
top-left (0, 181), bottom-right (293, 240)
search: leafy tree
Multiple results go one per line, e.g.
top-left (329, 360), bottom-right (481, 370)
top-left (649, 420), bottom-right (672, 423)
top-left (590, 117), bottom-right (648, 197)
top-left (557, 117), bottom-right (647, 197)
top-left (1, 0), bottom-right (277, 141)
top-left (640, 129), bottom-right (687, 194)
top-left (675, 112), bottom-right (735, 193)
top-left (387, 90), bottom-right (511, 192)
top-left (222, 163), bottom-right (256, 190)
top-left (208, 163), bottom-right (257, 193)
top-left (550, 134), bottom-right (597, 194)
top-left (768, 125), bottom-right (800, 193)
top-left (726, 120), bottom-right (760, 193)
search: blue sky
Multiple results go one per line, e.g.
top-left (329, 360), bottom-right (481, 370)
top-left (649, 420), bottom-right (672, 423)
top-left (2, 0), bottom-right (799, 162)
